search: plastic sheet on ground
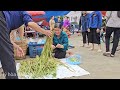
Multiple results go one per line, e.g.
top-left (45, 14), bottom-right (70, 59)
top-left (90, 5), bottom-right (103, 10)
top-left (16, 59), bottom-right (90, 79)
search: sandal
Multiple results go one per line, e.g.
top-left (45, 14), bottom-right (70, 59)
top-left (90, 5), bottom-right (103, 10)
top-left (103, 52), bottom-right (110, 56)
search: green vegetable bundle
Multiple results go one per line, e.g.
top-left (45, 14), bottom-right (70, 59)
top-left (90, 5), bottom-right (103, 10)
top-left (18, 32), bottom-right (61, 78)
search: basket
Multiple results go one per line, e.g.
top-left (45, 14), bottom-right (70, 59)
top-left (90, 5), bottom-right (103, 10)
top-left (14, 40), bottom-right (28, 60)
top-left (66, 54), bottom-right (82, 65)
top-left (28, 42), bottom-right (44, 58)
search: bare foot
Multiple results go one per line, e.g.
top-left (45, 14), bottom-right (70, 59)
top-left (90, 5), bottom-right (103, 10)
top-left (69, 52), bottom-right (74, 56)
top-left (81, 45), bottom-right (85, 47)
top-left (89, 48), bottom-right (94, 51)
top-left (85, 45), bottom-right (90, 48)
top-left (97, 49), bottom-right (102, 52)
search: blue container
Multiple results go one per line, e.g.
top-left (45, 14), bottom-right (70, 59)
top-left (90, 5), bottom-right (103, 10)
top-left (66, 54), bottom-right (82, 65)
top-left (28, 42), bottom-right (44, 58)
top-left (37, 48), bottom-right (43, 56)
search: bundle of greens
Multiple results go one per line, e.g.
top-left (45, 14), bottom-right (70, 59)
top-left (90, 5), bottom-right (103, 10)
top-left (18, 32), bottom-right (58, 78)
top-left (18, 33), bottom-right (72, 79)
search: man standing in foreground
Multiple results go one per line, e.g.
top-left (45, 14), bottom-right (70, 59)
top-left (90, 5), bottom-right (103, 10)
top-left (0, 11), bottom-right (52, 79)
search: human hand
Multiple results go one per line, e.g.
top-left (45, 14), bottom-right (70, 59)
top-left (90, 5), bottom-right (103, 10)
top-left (87, 29), bottom-right (90, 32)
top-left (43, 30), bottom-right (52, 37)
top-left (96, 29), bottom-right (100, 33)
top-left (56, 44), bottom-right (64, 48)
top-left (16, 45), bottom-right (24, 57)
top-left (51, 45), bottom-right (56, 49)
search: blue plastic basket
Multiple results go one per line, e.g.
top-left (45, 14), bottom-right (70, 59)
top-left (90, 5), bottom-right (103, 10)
top-left (66, 54), bottom-right (82, 65)
top-left (28, 42), bottom-right (44, 58)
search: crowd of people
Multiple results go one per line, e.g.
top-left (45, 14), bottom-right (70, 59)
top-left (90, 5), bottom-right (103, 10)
top-left (0, 11), bottom-right (120, 79)
top-left (79, 11), bottom-right (120, 57)
top-left (50, 11), bottom-right (120, 58)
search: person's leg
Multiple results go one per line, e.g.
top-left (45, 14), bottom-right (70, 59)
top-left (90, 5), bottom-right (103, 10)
top-left (86, 31), bottom-right (90, 47)
top-left (90, 28), bottom-right (95, 50)
top-left (0, 11), bottom-right (18, 79)
top-left (111, 28), bottom-right (120, 56)
top-left (81, 32), bottom-right (86, 47)
top-left (54, 49), bottom-right (66, 59)
top-left (103, 27), bottom-right (114, 56)
top-left (96, 30), bottom-right (102, 52)
top-left (105, 27), bottom-right (113, 52)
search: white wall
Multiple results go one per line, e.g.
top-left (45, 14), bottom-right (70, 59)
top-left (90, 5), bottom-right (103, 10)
top-left (66, 11), bottom-right (93, 24)
top-left (66, 11), bottom-right (81, 24)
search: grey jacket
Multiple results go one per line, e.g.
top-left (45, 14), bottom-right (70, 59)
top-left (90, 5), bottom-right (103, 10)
top-left (106, 11), bottom-right (120, 28)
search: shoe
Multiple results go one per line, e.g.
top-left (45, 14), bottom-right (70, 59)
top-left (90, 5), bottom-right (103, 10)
top-left (103, 52), bottom-right (110, 56)
top-left (110, 54), bottom-right (115, 57)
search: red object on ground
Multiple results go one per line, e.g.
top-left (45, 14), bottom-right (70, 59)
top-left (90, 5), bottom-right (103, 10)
top-left (27, 11), bottom-right (45, 16)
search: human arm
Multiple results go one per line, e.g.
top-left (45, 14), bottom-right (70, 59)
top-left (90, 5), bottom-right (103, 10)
top-left (79, 16), bottom-right (82, 30)
top-left (97, 11), bottom-right (102, 30)
top-left (87, 14), bottom-right (91, 32)
top-left (21, 11), bottom-right (52, 37)
top-left (28, 22), bottom-right (52, 37)
top-left (11, 40), bottom-right (24, 57)
top-left (97, 11), bottom-right (102, 33)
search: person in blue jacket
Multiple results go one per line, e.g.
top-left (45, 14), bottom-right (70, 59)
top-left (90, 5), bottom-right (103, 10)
top-left (52, 24), bottom-right (69, 59)
top-left (88, 11), bottom-right (102, 52)
top-left (79, 11), bottom-right (90, 47)
top-left (0, 11), bottom-right (52, 79)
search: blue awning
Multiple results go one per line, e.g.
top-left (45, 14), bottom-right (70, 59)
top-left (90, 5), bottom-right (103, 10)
top-left (32, 11), bottom-right (70, 22)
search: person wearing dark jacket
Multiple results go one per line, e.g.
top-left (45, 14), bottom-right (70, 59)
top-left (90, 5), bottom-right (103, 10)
top-left (79, 11), bottom-right (90, 47)
top-left (88, 11), bottom-right (102, 52)
top-left (0, 11), bottom-right (52, 79)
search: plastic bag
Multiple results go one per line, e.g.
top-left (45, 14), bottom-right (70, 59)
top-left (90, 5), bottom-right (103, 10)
top-left (66, 54), bottom-right (82, 65)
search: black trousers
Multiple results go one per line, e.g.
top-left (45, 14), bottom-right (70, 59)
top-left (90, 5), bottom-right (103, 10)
top-left (89, 28), bottom-right (101, 44)
top-left (54, 48), bottom-right (66, 59)
top-left (0, 11), bottom-right (18, 79)
top-left (105, 27), bottom-right (120, 55)
top-left (82, 31), bottom-right (89, 44)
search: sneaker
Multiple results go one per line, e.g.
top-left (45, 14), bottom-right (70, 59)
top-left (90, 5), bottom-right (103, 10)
top-left (110, 54), bottom-right (115, 57)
